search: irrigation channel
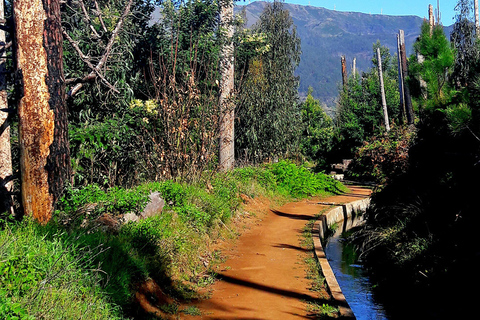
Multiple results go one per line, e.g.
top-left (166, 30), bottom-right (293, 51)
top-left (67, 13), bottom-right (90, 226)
top-left (323, 218), bottom-right (390, 320)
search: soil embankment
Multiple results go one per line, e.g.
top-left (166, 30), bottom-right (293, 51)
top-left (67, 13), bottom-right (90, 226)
top-left (183, 186), bottom-right (371, 320)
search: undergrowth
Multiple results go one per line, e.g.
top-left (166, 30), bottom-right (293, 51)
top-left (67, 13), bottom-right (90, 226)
top-left (1, 162), bottom-right (345, 319)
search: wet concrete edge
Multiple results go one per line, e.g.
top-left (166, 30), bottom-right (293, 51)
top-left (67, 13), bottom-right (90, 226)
top-left (312, 198), bottom-right (371, 320)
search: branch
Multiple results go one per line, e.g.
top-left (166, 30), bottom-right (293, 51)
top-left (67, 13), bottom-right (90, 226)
top-left (94, 0), bottom-right (108, 33)
top-left (62, 30), bottom-right (119, 94)
top-left (77, 0), bottom-right (101, 39)
top-left (67, 0), bottom-right (134, 98)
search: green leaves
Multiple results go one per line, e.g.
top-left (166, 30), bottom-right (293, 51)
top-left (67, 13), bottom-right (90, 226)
top-left (236, 1), bottom-right (302, 162)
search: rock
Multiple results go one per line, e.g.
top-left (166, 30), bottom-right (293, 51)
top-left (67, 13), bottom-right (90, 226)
top-left (123, 212), bottom-right (140, 223)
top-left (140, 192), bottom-right (165, 219)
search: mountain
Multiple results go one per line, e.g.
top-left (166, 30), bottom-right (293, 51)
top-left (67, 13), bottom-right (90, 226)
top-left (237, 1), bottom-right (453, 111)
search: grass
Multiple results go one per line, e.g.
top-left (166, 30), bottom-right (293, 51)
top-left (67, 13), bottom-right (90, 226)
top-left (1, 162), bottom-right (346, 319)
top-left (300, 209), bottom-right (341, 319)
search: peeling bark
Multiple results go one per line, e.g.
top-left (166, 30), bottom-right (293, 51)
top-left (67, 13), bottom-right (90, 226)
top-left (14, 0), bottom-right (70, 223)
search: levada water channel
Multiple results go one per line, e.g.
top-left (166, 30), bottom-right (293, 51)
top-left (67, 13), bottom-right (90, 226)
top-left (323, 217), bottom-right (390, 320)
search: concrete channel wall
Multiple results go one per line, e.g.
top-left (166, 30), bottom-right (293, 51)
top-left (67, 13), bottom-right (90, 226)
top-left (312, 198), bottom-right (371, 320)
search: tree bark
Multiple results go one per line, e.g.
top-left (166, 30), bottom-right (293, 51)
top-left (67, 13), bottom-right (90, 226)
top-left (377, 48), bottom-right (390, 132)
top-left (341, 55), bottom-right (347, 88)
top-left (352, 57), bottom-right (356, 79)
top-left (219, 0), bottom-right (234, 171)
top-left (429, 4), bottom-right (434, 34)
top-left (14, 0), bottom-right (70, 223)
top-left (396, 34), bottom-right (405, 125)
top-left (475, 0), bottom-right (479, 36)
top-left (399, 29), bottom-right (414, 125)
top-left (0, 0), bottom-right (13, 216)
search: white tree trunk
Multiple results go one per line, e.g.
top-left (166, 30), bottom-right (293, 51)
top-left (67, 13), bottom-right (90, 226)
top-left (475, 0), bottom-right (479, 36)
top-left (219, 0), bottom-right (234, 171)
top-left (377, 48), bottom-right (390, 132)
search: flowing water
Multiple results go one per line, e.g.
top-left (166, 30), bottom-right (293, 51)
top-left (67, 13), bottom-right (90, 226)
top-left (324, 225), bottom-right (390, 320)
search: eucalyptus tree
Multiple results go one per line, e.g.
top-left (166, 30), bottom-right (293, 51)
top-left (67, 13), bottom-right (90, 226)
top-left (451, 0), bottom-right (478, 88)
top-left (235, 0), bottom-right (302, 162)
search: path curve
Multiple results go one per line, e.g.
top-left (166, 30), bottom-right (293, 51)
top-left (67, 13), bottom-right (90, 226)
top-left (184, 186), bottom-right (372, 320)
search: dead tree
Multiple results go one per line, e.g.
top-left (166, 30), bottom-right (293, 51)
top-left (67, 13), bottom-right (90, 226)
top-left (341, 55), bottom-right (347, 87)
top-left (429, 4), bottom-right (434, 34)
top-left (219, 0), bottom-right (235, 171)
top-left (352, 57), bottom-right (356, 79)
top-left (0, 0), bottom-right (13, 216)
top-left (399, 29), bottom-right (414, 125)
top-left (475, 0), bottom-right (479, 36)
top-left (377, 48), bottom-right (390, 131)
top-left (396, 34), bottom-right (405, 124)
top-left (14, 0), bottom-right (70, 223)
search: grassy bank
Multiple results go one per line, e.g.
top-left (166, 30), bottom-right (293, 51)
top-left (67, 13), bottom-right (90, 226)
top-left (0, 161), bottom-right (347, 319)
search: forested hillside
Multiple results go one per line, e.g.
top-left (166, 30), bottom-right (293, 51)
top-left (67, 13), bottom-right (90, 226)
top-left (234, 1), bottom-right (453, 111)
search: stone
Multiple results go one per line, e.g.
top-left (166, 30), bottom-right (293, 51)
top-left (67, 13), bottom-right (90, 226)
top-left (140, 192), bottom-right (165, 219)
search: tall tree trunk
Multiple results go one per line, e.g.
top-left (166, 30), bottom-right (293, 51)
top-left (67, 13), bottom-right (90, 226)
top-left (341, 55), bottom-right (347, 88)
top-left (14, 0), bottom-right (70, 223)
top-left (429, 4), bottom-right (434, 34)
top-left (352, 57), bottom-right (356, 79)
top-left (475, 0), bottom-right (479, 36)
top-left (219, 0), bottom-right (234, 171)
top-left (0, 0), bottom-right (13, 216)
top-left (399, 29), bottom-right (414, 125)
top-left (396, 34), bottom-right (405, 125)
top-left (377, 48), bottom-right (390, 132)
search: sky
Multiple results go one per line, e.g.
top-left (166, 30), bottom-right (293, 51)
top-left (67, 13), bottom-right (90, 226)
top-left (240, 0), bottom-right (460, 25)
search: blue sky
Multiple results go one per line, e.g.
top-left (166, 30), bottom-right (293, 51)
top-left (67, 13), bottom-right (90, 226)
top-left (239, 0), bottom-right (460, 25)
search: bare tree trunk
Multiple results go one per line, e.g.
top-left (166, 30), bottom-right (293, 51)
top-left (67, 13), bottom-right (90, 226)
top-left (396, 34), bottom-right (405, 125)
top-left (14, 0), bottom-right (70, 223)
top-left (341, 55), bottom-right (347, 88)
top-left (429, 4), bottom-right (434, 34)
top-left (377, 48), bottom-right (390, 132)
top-left (0, 0), bottom-right (13, 216)
top-left (219, 0), bottom-right (234, 171)
top-left (475, 0), bottom-right (479, 36)
top-left (352, 57), bottom-right (356, 79)
top-left (399, 29), bottom-right (414, 125)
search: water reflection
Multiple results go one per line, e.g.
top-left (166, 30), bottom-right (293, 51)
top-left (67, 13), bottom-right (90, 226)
top-left (324, 228), bottom-right (389, 320)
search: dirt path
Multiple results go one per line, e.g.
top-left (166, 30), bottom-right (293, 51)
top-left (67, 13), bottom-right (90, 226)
top-left (182, 186), bottom-right (372, 320)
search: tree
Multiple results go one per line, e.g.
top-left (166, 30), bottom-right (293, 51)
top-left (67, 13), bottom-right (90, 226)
top-left (235, 0), bottom-right (301, 162)
top-left (410, 22), bottom-right (455, 110)
top-left (451, 0), bottom-right (478, 88)
top-left (300, 87), bottom-right (334, 167)
top-left (219, 0), bottom-right (235, 171)
top-left (14, 0), bottom-right (70, 223)
top-left (335, 42), bottom-right (400, 159)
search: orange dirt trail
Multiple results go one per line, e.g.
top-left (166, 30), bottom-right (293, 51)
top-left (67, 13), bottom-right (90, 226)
top-left (183, 186), bottom-right (372, 320)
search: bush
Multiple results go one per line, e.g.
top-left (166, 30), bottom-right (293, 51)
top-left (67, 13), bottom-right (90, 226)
top-left (347, 126), bottom-right (416, 183)
top-left (267, 160), bottom-right (346, 197)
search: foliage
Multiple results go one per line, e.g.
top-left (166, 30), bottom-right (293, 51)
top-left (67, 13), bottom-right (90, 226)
top-left (451, 0), bottom-right (480, 88)
top-left (347, 127), bottom-right (416, 183)
top-left (235, 0), bottom-right (302, 162)
top-left (409, 22), bottom-right (456, 111)
top-left (300, 87), bottom-right (334, 167)
top-left (334, 42), bottom-right (400, 160)
top-left (267, 160), bottom-right (346, 197)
